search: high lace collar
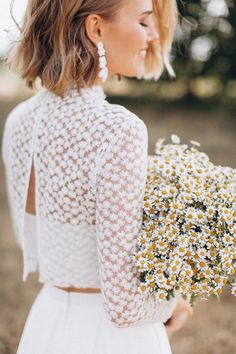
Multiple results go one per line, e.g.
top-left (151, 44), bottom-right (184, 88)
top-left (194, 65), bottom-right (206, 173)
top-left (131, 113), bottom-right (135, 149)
top-left (67, 84), bottom-right (107, 103)
top-left (42, 83), bottom-right (107, 105)
top-left (80, 85), bottom-right (107, 102)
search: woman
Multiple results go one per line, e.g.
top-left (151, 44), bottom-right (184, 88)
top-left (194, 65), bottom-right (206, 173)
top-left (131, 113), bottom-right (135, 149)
top-left (2, 0), bottom-right (193, 353)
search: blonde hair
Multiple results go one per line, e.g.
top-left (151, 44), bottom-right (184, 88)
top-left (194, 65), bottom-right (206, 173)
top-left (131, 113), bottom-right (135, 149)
top-left (8, 0), bottom-right (178, 96)
top-left (144, 0), bottom-right (178, 81)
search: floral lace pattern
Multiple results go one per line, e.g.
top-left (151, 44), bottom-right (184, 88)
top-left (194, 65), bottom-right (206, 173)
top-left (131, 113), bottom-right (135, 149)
top-left (2, 85), bottom-right (178, 327)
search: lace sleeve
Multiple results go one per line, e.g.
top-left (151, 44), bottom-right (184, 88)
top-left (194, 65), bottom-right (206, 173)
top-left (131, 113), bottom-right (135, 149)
top-left (95, 118), bottom-right (179, 328)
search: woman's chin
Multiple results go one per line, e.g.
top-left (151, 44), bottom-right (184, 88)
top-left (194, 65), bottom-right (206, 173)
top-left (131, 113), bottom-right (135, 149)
top-left (113, 61), bottom-right (146, 79)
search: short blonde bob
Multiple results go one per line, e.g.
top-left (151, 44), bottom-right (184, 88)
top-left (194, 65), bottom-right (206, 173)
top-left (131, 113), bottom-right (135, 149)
top-left (8, 0), bottom-right (178, 96)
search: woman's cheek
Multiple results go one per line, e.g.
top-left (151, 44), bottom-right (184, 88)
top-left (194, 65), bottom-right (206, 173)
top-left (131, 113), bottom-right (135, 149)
top-left (132, 26), bottom-right (147, 51)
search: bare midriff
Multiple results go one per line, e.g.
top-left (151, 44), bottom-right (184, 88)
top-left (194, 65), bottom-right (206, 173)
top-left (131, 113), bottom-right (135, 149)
top-left (56, 286), bottom-right (101, 293)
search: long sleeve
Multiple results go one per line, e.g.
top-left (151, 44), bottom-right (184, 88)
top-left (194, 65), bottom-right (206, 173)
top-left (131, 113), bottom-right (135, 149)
top-left (95, 118), bottom-right (178, 328)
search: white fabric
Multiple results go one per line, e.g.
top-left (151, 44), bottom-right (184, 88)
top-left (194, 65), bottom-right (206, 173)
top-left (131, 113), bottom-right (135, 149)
top-left (2, 84), bottom-right (178, 328)
top-left (16, 284), bottom-right (173, 354)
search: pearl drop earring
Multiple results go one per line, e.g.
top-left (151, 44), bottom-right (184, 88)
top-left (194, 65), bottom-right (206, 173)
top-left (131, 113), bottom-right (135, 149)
top-left (97, 41), bottom-right (108, 82)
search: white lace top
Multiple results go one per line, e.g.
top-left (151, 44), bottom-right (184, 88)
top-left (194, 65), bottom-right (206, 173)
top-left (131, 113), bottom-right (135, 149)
top-left (2, 84), bottom-right (178, 327)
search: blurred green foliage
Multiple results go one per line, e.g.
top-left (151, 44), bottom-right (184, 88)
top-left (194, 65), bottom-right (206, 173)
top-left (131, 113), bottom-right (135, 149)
top-left (169, 0), bottom-right (236, 104)
top-left (174, 0), bottom-right (235, 81)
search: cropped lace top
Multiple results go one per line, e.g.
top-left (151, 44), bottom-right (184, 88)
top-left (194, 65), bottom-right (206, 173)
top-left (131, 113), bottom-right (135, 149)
top-left (2, 84), bottom-right (178, 327)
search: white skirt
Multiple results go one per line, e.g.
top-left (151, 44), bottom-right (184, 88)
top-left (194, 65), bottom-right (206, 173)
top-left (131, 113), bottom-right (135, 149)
top-left (16, 283), bottom-right (173, 354)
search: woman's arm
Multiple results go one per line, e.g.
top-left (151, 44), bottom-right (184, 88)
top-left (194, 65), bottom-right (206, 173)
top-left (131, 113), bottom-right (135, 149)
top-left (95, 117), bottom-right (179, 327)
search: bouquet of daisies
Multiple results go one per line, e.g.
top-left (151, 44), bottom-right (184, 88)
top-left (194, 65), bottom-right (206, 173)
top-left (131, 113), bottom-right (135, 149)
top-left (133, 135), bottom-right (236, 306)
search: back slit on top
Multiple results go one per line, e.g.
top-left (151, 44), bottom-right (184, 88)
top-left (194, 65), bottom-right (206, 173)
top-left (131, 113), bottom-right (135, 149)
top-left (26, 162), bottom-right (36, 215)
top-left (26, 161), bottom-right (100, 293)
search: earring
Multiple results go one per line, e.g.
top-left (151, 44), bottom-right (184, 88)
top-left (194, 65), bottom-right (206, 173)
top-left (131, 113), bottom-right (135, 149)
top-left (97, 41), bottom-right (108, 82)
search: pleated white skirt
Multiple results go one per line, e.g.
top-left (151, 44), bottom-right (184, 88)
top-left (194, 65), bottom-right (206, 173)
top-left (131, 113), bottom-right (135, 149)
top-left (16, 283), bottom-right (173, 354)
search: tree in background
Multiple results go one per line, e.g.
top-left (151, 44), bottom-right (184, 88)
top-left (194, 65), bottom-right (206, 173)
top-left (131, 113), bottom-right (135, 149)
top-left (172, 0), bottom-right (235, 102)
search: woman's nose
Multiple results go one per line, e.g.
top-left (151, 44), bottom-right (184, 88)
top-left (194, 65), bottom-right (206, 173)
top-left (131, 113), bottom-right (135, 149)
top-left (147, 19), bottom-right (159, 42)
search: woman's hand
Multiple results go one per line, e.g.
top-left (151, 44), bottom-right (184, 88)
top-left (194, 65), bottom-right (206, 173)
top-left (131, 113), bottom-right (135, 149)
top-left (165, 297), bottom-right (193, 339)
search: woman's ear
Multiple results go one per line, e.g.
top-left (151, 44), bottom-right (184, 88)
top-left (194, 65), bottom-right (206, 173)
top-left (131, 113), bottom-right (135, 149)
top-left (85, 14), bottom-right (103, 45)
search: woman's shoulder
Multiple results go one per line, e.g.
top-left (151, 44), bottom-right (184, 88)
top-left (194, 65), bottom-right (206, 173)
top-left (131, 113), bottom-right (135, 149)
top-left (4, 91), bottom-right (44, 124)
top-left (103, 101), bottom-right (148, 135)
top-left (95, 102), bottom-right (148, 162)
